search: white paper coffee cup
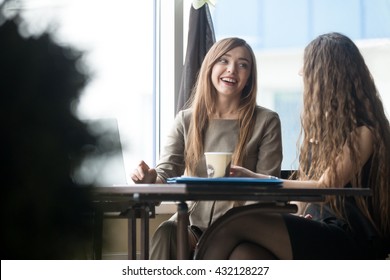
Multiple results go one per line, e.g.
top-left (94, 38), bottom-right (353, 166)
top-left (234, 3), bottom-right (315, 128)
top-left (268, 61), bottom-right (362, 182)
top-left (204, 152), bottom-right (232, 178)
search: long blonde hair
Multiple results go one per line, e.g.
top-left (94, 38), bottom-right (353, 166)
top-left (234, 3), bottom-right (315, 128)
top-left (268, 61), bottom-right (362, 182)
top-left (299, 32), bottom-right (390, 237)
top-left (184, 37), bottom-right (258, 175)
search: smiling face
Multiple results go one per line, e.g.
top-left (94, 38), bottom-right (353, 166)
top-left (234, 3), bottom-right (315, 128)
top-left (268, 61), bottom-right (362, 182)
top-left (211, 46), bottom-right (252, 100)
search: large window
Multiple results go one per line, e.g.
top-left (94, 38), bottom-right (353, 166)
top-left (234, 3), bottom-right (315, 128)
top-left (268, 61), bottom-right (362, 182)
top-left (7, 0), bottom-right (390, 176)
top-left (7, 0), bottom-right (156, 182)
top-left (202, 0), bottom-right (390, 169)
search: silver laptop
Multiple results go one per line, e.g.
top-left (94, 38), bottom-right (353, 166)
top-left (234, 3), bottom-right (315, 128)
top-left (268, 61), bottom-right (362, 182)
top-left (74, 118), bottom-right (128, 186)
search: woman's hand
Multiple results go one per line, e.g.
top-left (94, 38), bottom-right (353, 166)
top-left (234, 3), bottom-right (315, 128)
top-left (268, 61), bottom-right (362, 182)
top-left (299, 214), bottom-right (313, 219)
top-left (230, 165), bottom-right (270, 178)
top-left (131, 160), bottom-right (158, 184)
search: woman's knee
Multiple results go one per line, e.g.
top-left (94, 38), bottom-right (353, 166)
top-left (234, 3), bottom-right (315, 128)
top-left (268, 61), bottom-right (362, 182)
top-left (153, 220), bottom-right (177, 240)
top-left (229, 242), bottom-right (277, 260)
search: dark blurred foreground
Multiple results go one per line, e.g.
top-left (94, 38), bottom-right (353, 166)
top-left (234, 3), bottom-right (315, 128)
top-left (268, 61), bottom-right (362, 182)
top-left (0, 3), bottom-right (112, 259)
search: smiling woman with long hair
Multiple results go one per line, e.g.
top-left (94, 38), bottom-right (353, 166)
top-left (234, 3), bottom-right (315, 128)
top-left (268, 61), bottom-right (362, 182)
top-left (131, 37), bottom-right (283, 259)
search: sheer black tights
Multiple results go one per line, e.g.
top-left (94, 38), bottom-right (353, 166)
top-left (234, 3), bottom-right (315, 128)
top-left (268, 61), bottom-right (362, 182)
top-left (229, 242), bottom-right (277, 260)
top-left (195, 211), bottom-right (293, 260)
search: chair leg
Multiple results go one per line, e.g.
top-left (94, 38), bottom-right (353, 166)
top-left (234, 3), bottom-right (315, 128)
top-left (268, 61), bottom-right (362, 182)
top-left (177, 202), bottom-right (189, 259)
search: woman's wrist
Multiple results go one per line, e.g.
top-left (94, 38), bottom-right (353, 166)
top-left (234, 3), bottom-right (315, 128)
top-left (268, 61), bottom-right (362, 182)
top-left (155, 175), bottom-right (165, 184)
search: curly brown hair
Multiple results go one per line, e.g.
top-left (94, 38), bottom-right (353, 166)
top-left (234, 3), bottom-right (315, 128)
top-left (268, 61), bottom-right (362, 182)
top-left (298, 32), bottom-right (390, 237)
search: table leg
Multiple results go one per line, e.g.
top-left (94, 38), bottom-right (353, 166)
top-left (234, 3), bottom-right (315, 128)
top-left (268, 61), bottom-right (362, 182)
top-left (140, 205), bottom-right (150, 260)
top-left (177, 202), bottom-right (189, 260)
top-left (127, 210), bottom-right (137, 260)
top-left (92, 209), bottom-right (103, 260)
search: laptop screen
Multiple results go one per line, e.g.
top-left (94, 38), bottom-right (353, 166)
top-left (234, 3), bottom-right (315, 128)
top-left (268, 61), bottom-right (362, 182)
top-left (74, 118), bottom-right (128, 186)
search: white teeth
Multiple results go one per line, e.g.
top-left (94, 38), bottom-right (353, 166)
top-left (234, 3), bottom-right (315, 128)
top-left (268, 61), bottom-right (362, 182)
top-left (221, 77), bottom-right (236, 83)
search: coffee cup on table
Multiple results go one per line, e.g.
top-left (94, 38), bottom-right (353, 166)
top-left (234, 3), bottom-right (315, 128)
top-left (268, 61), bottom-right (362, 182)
top-left (204, 152), bottom-right (232, 178)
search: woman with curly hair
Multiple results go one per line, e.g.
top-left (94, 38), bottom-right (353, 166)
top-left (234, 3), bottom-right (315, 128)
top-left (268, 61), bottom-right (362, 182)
top-left (195, 32), bottom-right (390, 260)
top-left (131, 37), bottom-right (283, 259)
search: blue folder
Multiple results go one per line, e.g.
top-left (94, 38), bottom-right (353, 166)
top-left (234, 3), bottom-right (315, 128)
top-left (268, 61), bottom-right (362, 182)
top-left (167, 176), bottom-right (283, 187)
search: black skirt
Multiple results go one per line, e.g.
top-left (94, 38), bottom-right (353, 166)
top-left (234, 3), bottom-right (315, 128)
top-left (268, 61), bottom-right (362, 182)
top-left (282, 200), bottom-right (389, 259)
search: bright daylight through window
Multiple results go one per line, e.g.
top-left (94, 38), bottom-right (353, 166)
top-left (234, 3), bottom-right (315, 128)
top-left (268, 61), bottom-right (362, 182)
top-left (5, 0), bottom-right (390, 176)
